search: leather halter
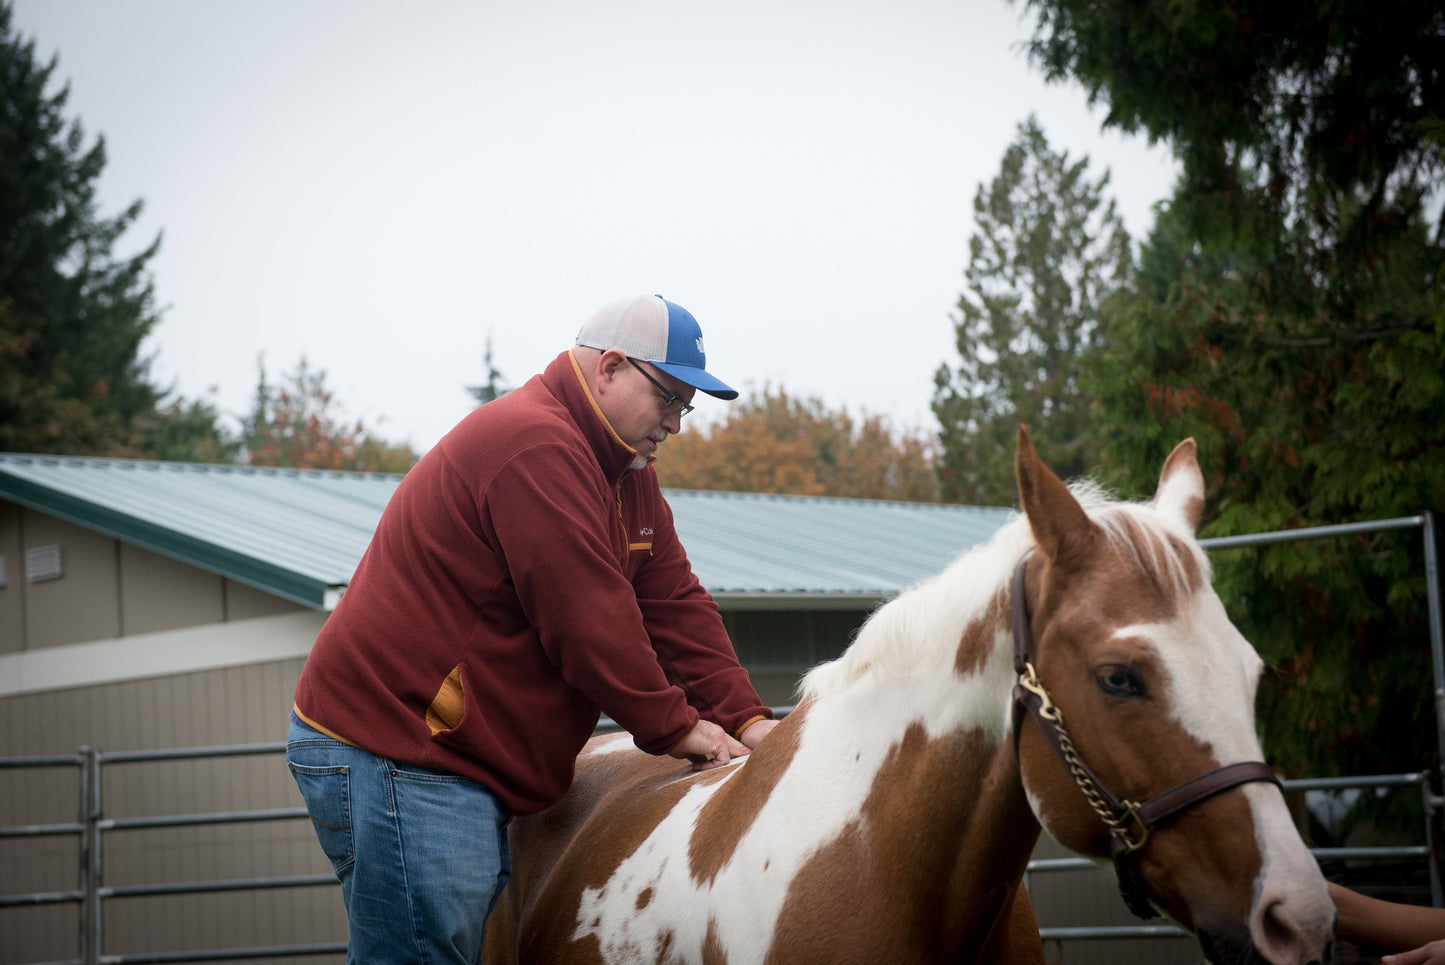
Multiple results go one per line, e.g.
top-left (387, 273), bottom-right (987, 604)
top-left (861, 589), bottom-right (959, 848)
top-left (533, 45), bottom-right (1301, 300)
top-left (1008, 554), bottom-right (1282, 919)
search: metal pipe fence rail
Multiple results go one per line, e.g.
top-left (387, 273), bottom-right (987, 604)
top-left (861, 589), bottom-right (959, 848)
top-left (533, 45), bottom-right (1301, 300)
top-left (2, 513), bottom-right (1440, 962)
top-left (3, 744), bottom-right (1437, 962)
top-left (1025, 771), bottom-right (1443, 944)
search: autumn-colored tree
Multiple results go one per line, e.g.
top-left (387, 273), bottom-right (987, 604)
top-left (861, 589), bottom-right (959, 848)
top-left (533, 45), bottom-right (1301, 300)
top-left (242, 356), bottom-right (417, 472)
top-left (655, 387), bottom-right (938, 502)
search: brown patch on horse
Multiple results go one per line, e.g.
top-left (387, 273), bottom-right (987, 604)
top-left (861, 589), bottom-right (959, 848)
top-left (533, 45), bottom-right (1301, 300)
top-left (1137, 785), bottom-right (1267, 929)
top-left (503, 745), bottom-right (701, 963)
top-left (688, 702), bottom-right (809, 886)
top-left (956, 585), bottom-right (1010, 677)
top-left (766, 722), bottom-right (1042, 962)
top-left (702, 919), bottom-right (727, 965)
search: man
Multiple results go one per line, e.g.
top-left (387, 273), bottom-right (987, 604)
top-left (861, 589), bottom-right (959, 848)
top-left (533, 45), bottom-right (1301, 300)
top-left (286, 293), bottom-right (778, 963)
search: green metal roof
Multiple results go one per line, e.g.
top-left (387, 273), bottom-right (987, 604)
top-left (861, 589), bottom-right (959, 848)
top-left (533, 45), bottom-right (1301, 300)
top-left (0, 454), bottom-right (1014, 611)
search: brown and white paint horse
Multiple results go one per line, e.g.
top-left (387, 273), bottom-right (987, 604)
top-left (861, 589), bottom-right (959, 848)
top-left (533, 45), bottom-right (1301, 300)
top-left (485, 430), bottom-right (1336, 964)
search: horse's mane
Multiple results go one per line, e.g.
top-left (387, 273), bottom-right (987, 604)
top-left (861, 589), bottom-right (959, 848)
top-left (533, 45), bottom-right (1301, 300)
top-left (796, 481), bottom-right (1211, 702)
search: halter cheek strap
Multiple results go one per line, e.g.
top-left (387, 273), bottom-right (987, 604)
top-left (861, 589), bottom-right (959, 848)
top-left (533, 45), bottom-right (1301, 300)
top-left (1008, 554), bottom-right (1282, 920)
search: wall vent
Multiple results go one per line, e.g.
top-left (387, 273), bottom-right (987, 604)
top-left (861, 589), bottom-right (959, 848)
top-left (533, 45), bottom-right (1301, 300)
top-left (26, 545), bottom-right (63, 582)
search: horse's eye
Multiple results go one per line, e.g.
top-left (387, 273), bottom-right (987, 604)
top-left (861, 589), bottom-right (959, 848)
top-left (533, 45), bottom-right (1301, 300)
top-left (1097, 666), bottom-right (1144, 698)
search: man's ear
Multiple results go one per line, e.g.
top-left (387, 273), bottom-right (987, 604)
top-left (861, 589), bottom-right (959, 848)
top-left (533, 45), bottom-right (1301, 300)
top-left (591, 349), bottom-right (628, 395)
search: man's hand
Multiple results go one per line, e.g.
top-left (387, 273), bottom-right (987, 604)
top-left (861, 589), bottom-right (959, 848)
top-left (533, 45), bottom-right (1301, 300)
top-left (739, 718), bottom-right (779, 750)
top-left (668, 720), bottom-right (749, 771)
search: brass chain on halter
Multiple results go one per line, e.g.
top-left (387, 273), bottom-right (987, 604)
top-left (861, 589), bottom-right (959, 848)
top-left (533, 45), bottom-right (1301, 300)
top-left (1017, 661), bottom-right (1150, 855)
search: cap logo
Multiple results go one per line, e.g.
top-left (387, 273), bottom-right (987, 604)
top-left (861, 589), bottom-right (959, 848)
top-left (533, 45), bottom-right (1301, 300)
top-left (696, 337), bottom-right (705, 354)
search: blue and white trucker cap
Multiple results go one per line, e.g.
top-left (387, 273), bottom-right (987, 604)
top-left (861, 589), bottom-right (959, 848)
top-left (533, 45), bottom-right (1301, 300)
top-left (575, 294), bottom-right (739, 400)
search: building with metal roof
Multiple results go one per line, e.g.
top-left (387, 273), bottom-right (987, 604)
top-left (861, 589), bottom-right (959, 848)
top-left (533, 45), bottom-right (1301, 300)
top-left (0, 453), bottom-right (1012, 702)
top-left (0, 452), bottom-right (1012, 610)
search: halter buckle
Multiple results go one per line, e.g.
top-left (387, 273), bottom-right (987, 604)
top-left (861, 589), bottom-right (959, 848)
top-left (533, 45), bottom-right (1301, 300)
top-left (1109, 801), bottom-right (1151, 855)
top-left (1017, 662), bottom-right (1061, 723)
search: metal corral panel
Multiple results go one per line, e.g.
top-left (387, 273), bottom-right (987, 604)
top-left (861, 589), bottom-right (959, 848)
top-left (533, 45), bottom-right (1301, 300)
top-left (0, 454), bottom-right (1015, 612)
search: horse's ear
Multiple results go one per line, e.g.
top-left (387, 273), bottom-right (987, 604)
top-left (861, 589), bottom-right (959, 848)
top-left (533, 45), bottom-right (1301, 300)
top-left (1016, 424), bottom-right (1094, 563)
top-left (1154, 438), bottom-right (1205, 534)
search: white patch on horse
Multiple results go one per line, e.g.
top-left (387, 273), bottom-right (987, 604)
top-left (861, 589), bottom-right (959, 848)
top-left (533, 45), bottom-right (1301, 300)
top-left (1247, 781), bottom-right (1337, 948)
top-left (1111, 589), bottom-right (1265, 764)
top-left (572, 632), bottom-right (1021, 962)
top-left (1124, 592), bottom-right (1337, 949)
top-left (585, 733), bottom-right (638, 757)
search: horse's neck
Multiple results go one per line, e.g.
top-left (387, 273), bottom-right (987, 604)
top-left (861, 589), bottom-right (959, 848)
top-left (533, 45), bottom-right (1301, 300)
top-left (743, 625), bottom-right (1038, 953)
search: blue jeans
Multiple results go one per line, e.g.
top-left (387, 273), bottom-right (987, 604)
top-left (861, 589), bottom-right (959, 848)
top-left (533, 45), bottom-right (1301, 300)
top-left (285, 713), bottom-right (512, 964)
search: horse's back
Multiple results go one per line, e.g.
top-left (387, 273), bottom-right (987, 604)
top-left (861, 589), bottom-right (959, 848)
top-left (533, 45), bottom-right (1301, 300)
top-left (485, 732), bottom-right (688, 963)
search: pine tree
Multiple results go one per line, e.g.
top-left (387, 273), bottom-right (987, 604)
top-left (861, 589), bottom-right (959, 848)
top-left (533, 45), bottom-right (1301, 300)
top-left (0, 2), bottom-right (164, 454)
top-left (932, 116), bottom-right (1131, 505)
top-left (1028, 0), bottom-right (1445, 796)
top-left (466, 333), bottom-right (512, 406)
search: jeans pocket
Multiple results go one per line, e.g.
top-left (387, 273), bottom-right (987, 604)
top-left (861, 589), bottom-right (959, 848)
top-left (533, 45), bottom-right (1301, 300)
top-left (287, 762), bottom-right (355, 872)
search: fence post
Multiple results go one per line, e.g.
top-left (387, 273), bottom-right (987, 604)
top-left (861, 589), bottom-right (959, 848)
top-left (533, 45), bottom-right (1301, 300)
top-left (80, 746), bottom-right (98, 965)
top-left (1422, 512), bottom-right (1444, 802)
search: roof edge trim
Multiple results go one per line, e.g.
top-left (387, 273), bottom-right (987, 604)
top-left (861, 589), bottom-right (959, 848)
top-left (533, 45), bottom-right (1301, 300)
top-left (0, 472), bottom-right (332, 610)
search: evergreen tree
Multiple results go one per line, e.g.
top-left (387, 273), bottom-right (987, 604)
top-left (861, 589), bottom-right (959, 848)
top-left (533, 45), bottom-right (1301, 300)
top-left (0, 2), bottom-right (164, 454)
top-left (466, 333), bottom-right (512, 406)
top-left (135, 392), bottom-right (240, 463)
top-left (1025, 0), bottom-right (1445, 795)
top-left (932, 116), bottom-right (1131, 505)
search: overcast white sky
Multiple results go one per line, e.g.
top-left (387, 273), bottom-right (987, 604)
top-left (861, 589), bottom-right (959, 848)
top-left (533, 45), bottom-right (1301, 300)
top-left (12, 0), bottom-right (1178, 454)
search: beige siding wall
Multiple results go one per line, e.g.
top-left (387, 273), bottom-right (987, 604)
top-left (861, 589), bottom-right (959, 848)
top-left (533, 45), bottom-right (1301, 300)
top-left (0, 658), bottom-right (345, 965)
top-left (0, 499), bottom-right (306, 654)
top-left (118, 542), bottom-right (225, 634)
top-left (226, 578), bottom-right (309, 620)
top-left (0, 501), bottom-right (21, 653)
top-left (13, 513), bottom-right (121, 648)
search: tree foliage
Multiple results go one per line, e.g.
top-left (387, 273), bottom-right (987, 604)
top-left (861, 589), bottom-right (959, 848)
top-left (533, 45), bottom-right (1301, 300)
top-left (135, 393), bottom-right (240, 464)
top-left (932, 116), bottom-right (1131, 505)
top-left (1020, 0), bottom-right (1445, 788)
top-left (1023, 0), bottom-right (1444, 235)
top-left (243, 356), bottom-right (418, 472)
top-left (466, 333), bottom-right (512, 407)
top-left (1090, 187), bottom-right (1444, 787)
top-left (0, 2), bottom-right (165, 454)
top-left (656, 387), bottom-right (939, 502)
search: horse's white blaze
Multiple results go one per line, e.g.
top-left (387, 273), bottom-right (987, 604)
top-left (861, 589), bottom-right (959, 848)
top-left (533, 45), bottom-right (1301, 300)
top-left (1114, 584), bottom-right (1335, 944)
top-left (1247, 782), bottom-right (1338, 951)
top-left (1113, 595), bottom-right (1265, 764)
top-left (573, 635), bottom-right (1021, 961)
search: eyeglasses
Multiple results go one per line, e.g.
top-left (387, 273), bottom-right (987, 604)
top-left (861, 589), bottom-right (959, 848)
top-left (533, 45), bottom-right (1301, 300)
top-left (626, 357), bottom-right (694, 418)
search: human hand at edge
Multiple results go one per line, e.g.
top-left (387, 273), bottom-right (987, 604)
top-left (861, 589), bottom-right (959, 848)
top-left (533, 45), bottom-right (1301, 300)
top-left (739, 718), bottom-right (779, 750)
top-left (1385, 940), bottom-right (1445, 965)
top-left (668, 720), bottom-right (749, 771)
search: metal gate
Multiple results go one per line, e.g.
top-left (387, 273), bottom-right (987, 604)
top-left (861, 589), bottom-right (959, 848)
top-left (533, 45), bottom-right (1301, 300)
top-left (2, 514), bottom-right (1441, 963)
